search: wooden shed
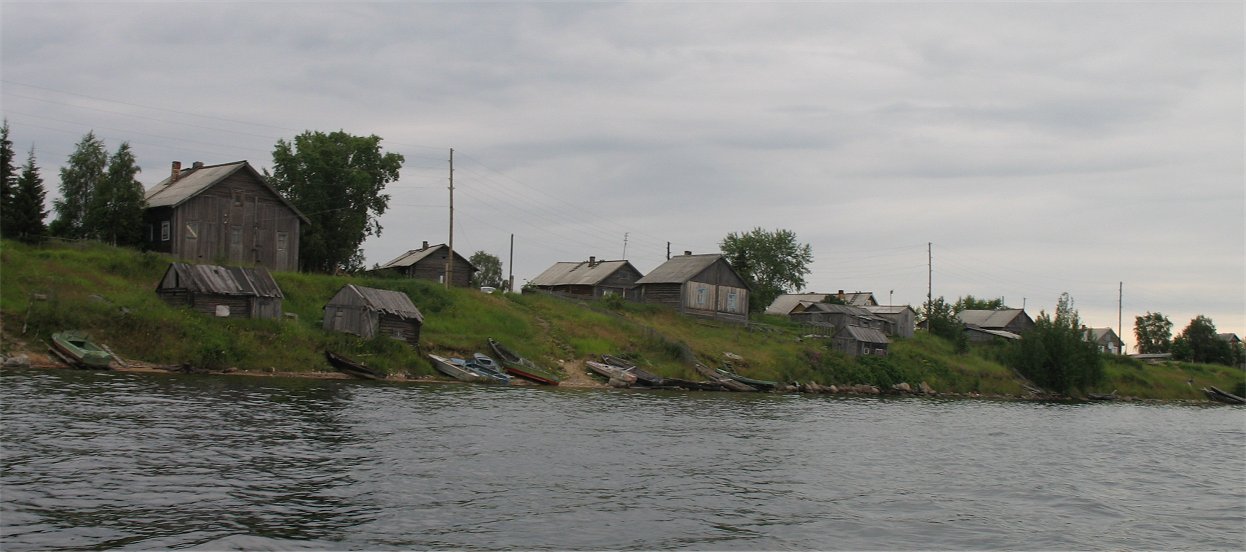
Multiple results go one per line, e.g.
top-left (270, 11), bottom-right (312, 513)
top-left (376, 241), bottom-right (477, 288)
top-left (866, 305), bottom-right (918, 338)
top-left (831, 325), bottom-right (891, 357)
top-left (155, 262), bottom-right (284, 319)
top-left (957, 309), bottom-right (1035, 338)
top-left (322, 284), bottom-right (424, 346)
top-left (144, 161), bottom-right (309, 272)
top-left (790, 303), bottom-right (888, 334)
top-left (527, 257), bottom-right (643, 299)
top-left (633, 252), bottom-right (750, 325)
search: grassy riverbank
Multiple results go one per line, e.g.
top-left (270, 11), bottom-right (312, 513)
top-left (2, 239), bottom-right (1241, 400)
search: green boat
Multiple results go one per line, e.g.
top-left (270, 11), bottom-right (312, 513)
top-left (50, 331), bottom-right (113, 370)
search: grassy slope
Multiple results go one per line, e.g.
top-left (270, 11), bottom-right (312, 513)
top-left (2, 239), bottom-right (1241, 399)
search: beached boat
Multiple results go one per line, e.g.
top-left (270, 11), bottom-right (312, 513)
top-left (50, 331), bottom-right (112, 369)
top-left (655, 377), bottom-right (726, 392)
top-left (601, 355), bottom-right (666, 386)
top-left (694, 362), bottom-right (756, 392)
top-left (467, 353), bottom-right (512, 384)
top-left (488, 338), bottom-right (561, 385)
top-left (716, 367), bottom-right (778, 391)
top-left (429, 354), bottom-right (492, 383)
top-left (325, 350), bottom-right (386, 380)
top-left (585, 360), bottom-right (638, 384)
top-left (1202, 386), bottom-right (1246, 405)
top-left (1087, 390), bottom-right (1118, 401)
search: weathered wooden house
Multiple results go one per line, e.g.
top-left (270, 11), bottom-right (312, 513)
top-left (866, 305), bottom-right (918, 338)
top-left (1084, 327), bottom-right (1124, 354)
top-left (377, 242), bottom-right (477, 287)
top-left (831, 325), bottom-right (891, 357)
top-left (632, 252), bottom-right (750, 325)
top-left (957, 309), bottom-right (1035, 342)
top-left (764, 293), bottom-right (833, 315)
top-left (155, 262), bottom-right (284, 319)
top-left (790, 303), bottom-right (889, 334)
top-left (144, 161), bottom-right (309, 272)
top-left (527, 257), bottom-right (643, 299)
top-left (322, 284), bottom-right (424, 346)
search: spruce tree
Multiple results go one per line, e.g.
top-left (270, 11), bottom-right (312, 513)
top-left (9, 148), bottom-right (48, 241)
top-left (0, 121), bottom-right (16, 238)
top-left (51, 131), bottom-right (108, 239)
top-left (86, 142), bottom-right (145, 246)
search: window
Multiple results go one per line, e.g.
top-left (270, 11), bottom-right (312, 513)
top-left (696, 286), bottom-right (707, 306)
top-left (160, 221), bottom-right (170, 241)
top-left (726, 290), bottom-right (738, 312)
top-left (232, 189), bottom-right (244, 207)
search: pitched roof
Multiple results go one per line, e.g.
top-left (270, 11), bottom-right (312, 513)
top-left (634, 254), bottom-right (728, 285)
top-left (957, 309), bottom-right (1028, 329)
top-left (1086, 327), bottom-right (1121, 343)
top-left (529, 260), bottom-right (638, 287)
top-left (144, 161), bottom-right (309, 223)
top-left (836, 292), bottom-right (877, 306)
top-left (799, 302), bottom-right (881, 319)
top-left (157, 262), bottom-right (284, 298)
top-left (840, 325), bottom-right (891, 344)
top-left (866, 305), bottom-right (917, 316)
top-left (332, 284), bottom-right (424, 323)
top-left (378, 244), bottom-right (477, 272)
top-left (765, 293), bottom-right (830, 315)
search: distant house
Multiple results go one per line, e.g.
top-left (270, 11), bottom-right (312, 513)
top-left (790, 303), bottom-right (888, 334)
top-left (957, 309), bottom-right (1035, 342)
top-left (831, 290), bottom-right (878, 307)
top-left (155, 262), bottom-right (284, 319)
top-left (1085, 327), bottom-right (1124, 355)
top-left (322, 284), bottom-right (424, 346)
top-left (144, 161), bottom-right (309, 272)
top-left (866, 305), bottom-right (918, 338)
top-left (377, 241), bottom-right (477, 287)
top-left (633, 252), bottom-right (750, 325)
top-left (527, 257), bottom-right (643, 299)
top-left (832, 325), bottom-right (891, 357)
top-left (764, 290), bottom-right (878, 315)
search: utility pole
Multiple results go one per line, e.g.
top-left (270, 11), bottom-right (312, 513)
top-left (509, 233), bottom-right (515, 292)
top-left (622, 232), bottom-right (629, 259)
top-left (666, 241), bottom-right (671, 260)
top-left (445, 148), bottom-right (454, 289)
top-left (1118, 281), bottom-right (1124, 355)
top-left (926, 242), bottom-right (932, 314)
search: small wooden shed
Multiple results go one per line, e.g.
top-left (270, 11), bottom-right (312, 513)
top-left (155, 262), bottom-right (284, 319)
top-left (322, 284), bottom-right (424, 346)
top-left (832, 325), bottom-right (891, 357)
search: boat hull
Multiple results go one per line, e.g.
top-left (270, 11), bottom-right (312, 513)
top-left (325, 351), bottom-right (385, 380)
top-left (429, 354), bottom-right (491, 383)
top-left (50, 331), bottom-right (112, 370)
top-left (488, 338), bottom-right (560, 385)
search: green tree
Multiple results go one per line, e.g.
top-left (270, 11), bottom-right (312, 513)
top-left (921, 296), bottom-right (967, 352)
top-left (1133, 311), bottom-right (1172, 354)
top-left (0, 120), bottom-right (16, 237)
top-left (1171, 315), bottom-right (1232, 366)
top-left (85, 142), bottom-right (146, 246)
top-left (469, 250), bottom-right (504, 289)
top-left (1008, 292), bottom-right (1103, 394)
top-left (720, 227), bottom-right (813, 312)
top-left (50, 131), bottom-right (108, 239)
top-left (269, 130), bottom-right (404, 273)
top-left (953, 295), bottom-right (1005, 312)
top-left (7, 147), bottom-right (48, 241)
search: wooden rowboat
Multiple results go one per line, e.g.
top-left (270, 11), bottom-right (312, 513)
top-left (601, 355), bottom-right (666, 386)
top-left (1203, 386), bottom-right (1246, 405)
top-left (585, 361), bottom-right (638, 384)
top-left (716, 367), bottom-right (778, 391)
top-left (429, 354), bottom-right (492, 383)
top-left (488, 338), bottom-right (561, 385)
top-left (50, 331), bottom-right (112, 370)
top-left (694, 362), bottom-right (756, 392)
top-left (325, 350), bottom-right (385, 380)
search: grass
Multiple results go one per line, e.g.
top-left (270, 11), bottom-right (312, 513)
top-left (2, 238), bottom-right (1241, 400)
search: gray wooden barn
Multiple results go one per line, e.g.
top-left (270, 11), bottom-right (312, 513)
top-left (866, 305), bottom-right (918, 338)
top-left (790, 303), bottom-right (889, 334)
top-left (633, 252), bottom-right (750, 325)
top-left (832, 326), bottom-right (891, 357)
top-left (144, 161), bottom-right (309, 272)
top-left (376, 242), bottom-right (477, 288)
top-left (957, 309), bottom-right (1035, 342)
top-left (322, 284), bottom-right (424, 346)
top-left (155, 262), bottom-right (285, 319)
top-left (527, 257), bottom-right (643, 299)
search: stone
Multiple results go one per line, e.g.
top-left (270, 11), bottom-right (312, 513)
top-left (3, 354), bottom-right (31, 368)
top-left (893, 382), bottom-right (912, 393)
top-left (920, 381), bottom-right (935, 395)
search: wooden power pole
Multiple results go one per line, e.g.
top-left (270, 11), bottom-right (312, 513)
top-left (445, 148), bottom-right (454, 289)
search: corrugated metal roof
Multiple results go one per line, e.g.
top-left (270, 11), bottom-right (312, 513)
top-left (802, 302), bottom-right (882, 319)
top-left (634, 254), bottom-right (724, 284)
top-left (339, 284), bottom-right (424, 322)
top-left (529, 260), bottom-right (636, 287)
top-left (866, 305), bottom-right (917, 315)
top-left (841, 325), bottom-right (891, 344)
top-left (377, 244), bottom-right (478, 272)
top-left (159, 262), bottom-right (284, 298)
top-left (957, 309), bottom-right (1027, 329)
top-left (144, 161), bottom-right (310, 223)
top-left (765, 293), bottom-right (830, 315)
top-left (965, 326), bottom-right (1021, 340)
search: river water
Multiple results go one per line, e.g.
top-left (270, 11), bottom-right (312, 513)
top-left (1, 367), bottom-right (1243, 551)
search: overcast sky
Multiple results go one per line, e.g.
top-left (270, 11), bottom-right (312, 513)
top-left (3, 1), bottom-right (1242, 350)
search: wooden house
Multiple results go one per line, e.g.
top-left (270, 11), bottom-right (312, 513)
top-left (377, 242), bottom-right (477, 287)
top-left (765, 293), bottom-right (833, 315)
top-left (866, 305), bottom-right (918, 338)
top-left (1085, 327), bottom-right (1124, 354)
top-left (831, 325), bottom-right (891, 357)
top-left (957, 309), bottom-right (1035, 342)
top-left (322, 284), bottom-right (424, 346)
top-left (144, 161), bottom-right (309, 272)
top-left (527, 257), bottom-right (643, 299)
top-left (632, 252), bottom-right (750, 325)
top-left (790, 303), bottom-right (889, 334)
top-left (155, 262), bottom-right (284, 319)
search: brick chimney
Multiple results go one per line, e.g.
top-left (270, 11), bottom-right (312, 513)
top-left (684, 250), bottom-right (692, 256)
top-left (192, 161), bottom-right (204, 169)
top-left (422, 241), bottom-right (430, 250)
top-left (170, 161), bottom-right (181, 182)
top-left (589, 256), bottom-right (596, 267)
